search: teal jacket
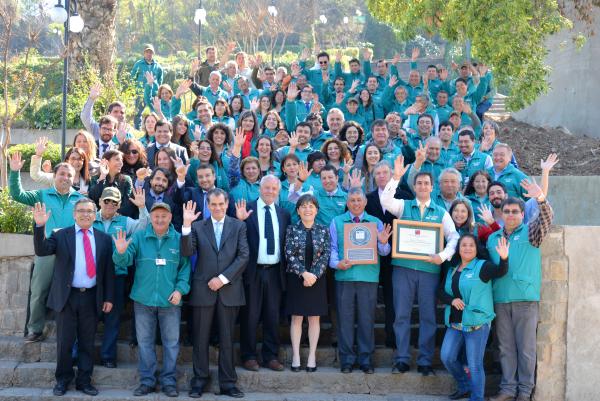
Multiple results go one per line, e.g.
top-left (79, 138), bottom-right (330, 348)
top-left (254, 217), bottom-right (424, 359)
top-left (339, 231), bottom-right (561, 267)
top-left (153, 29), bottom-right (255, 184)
top-left (9, 170), bottom-right (84, 236)
top-left (333, 60), bottom-right (372, 91)
top-left (143, 83), bottom-right (182, 121)
top-left (450, 150), bottom-right (491, 186)
top-left (487, 223), bottom-right (541, 303)
top-left (443, 259), bottom-right (495, 328)
top-left (227, 154), bottom-right (260, 202)
top-left (315, 187), bottom-right (347, 227)
top-left (332, 212), bottom-right (381, 283)
top-left (392, 199), bottom-right (446, 274)
top-left (113, 224), bottom-right (190, 307)
top-left (431, 191), bottom-right (472, 212)
top-left (382, 85), bottom-right (411, 116)
top-left (298, 61), bottom-right (334, 95)
top-left (130, 58), bottom-right (163, 91)
top-left (487, 164), bottom-right (529, 200)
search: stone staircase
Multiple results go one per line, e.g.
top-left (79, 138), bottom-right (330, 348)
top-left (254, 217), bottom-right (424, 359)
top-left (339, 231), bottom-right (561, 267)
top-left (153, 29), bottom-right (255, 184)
top-left (487, 94), bottom-right (510, 120)
top-left (0, 292), bottom-right (499, 400)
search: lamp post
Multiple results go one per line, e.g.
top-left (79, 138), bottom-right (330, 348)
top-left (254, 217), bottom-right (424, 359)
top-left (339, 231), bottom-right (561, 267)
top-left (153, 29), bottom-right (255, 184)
top-left (48, 0), bottom-right (84, 159)
top-left (267, 0), bottom-right (278, 65)
top-left (318, 14), bottom-right (327, 48)
top-left (194, 0), bottom-right (207, 60)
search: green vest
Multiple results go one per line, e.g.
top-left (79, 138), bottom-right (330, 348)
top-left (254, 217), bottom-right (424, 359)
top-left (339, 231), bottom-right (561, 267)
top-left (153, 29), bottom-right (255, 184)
top-left (315, 187), bottom-right (347, 227)
top-left (333, 212), bottom-right (380, 283)
top-left (93, 213), bottom-right (130, 276)
top-left (487, 165), bottom-right (528, 200)
top-left (451, 150), bottom-right (489, 185)
top-left (487, 223), bottom-right (541, 303)
top-left (392, 199), bottom-right (446, 274)
top-left (443, 259), bottom-right (495, 328)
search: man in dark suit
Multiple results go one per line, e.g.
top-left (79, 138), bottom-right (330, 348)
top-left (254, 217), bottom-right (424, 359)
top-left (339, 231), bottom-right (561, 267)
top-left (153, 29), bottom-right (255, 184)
top-left (32, 199), bottom-right (115, 397)
top-left (145, 119), bottom-right (189, 169)
top-left (365, 161), bottom-right (413, 348)
top-left (95, 115), bottom-right (120, 159)
top-left (235, 175), bottom-right (291, 372)
top-left (181, 189), bottom-right (249, 399)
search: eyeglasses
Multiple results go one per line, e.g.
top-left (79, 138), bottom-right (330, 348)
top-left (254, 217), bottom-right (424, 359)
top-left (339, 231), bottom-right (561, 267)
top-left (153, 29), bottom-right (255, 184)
top-left (125, 149), bottom-right (139, 155)
top-left (100, 126), bottom-right (115, 132)
top-left (103, 199), bottom-right (119, 206)
top-left (502, 209), bottom-right (522, 215)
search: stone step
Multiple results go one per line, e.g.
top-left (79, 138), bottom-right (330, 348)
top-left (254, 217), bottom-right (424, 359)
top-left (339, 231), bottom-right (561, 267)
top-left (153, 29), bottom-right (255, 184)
top-left (0, 387), bottom-right (450, 401)
top-left (0, 361), bottom-right (464, 395)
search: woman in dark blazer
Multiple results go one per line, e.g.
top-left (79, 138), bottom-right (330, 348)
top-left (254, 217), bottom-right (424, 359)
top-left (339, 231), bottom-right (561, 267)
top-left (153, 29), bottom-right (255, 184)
top-left (284, 194), bottom-right (331, 373)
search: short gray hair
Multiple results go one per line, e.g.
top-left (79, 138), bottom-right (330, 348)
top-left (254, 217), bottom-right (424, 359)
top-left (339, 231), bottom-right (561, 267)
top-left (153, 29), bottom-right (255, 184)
top-left (347, 187), bottom-right (366, 199)
top-left (439, 167), bottom-right (462, 184)
top-left (260, 174), bottom-right (281, 189)
top-left (373, 160), bottom-right (392, 173)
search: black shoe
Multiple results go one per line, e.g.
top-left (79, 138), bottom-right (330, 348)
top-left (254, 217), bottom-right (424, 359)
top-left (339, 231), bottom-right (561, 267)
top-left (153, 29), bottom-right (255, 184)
top-left (101, 360), bottom-right (116, 368)
top-left (53, 382), bottom-right (68, 396)
top-left (360, 364), bottom-right (374, 374)
top-left (189, 387), bottom-right (203, 398)
top-left (129, 339), bottom-right (138, 348)
top-left (219, 386), bottom-right (244, 398)
top-left (305, 365), bottom-right (317, 372)
top-left (341, 364), bottom-right (353, 374)
top-left (417, 365), bottom-right (435, 376)
top-left (290, 365), bottom-right (301, 372)
top-left (24, 332), bottom-right (44, 343)
top-left (449, 389), bottom-right (471, 400)
top-left (391, 362), bottom-right (410, 374)
top-left (162, 385), bottom-right (178, 397)
top-left (76, 384), bottom-right (99, 396)
top-left (133, 384), bottom-right (155, 396)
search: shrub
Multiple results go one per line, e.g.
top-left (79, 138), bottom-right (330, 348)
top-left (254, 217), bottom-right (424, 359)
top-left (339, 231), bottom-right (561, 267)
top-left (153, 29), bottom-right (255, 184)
top-left (8, 141), bottom-right (63, 172)
top-left (0, 189), bottom-right (33, 235)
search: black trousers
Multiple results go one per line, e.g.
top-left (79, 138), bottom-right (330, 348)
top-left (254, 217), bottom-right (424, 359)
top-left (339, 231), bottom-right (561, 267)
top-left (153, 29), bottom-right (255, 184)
top-left (239, 267), bottom-right (282, 363)
top-left (191, 302), bottom-right (239, 390)
top-left (55, 287), bottom-right (97, 386)
top-left (379, 255), bottom-right (396, 346)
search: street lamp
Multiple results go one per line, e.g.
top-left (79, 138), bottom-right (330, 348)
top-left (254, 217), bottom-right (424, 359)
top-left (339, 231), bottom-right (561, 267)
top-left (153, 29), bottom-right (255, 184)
top-left (267, 0), bottom-right (278, 64)
top-left (319, 14), bottom-right (327, 24)
top-left (47, 0), bottom-right (85, 159)
top-left (194, 0), bottom-right (207, 60)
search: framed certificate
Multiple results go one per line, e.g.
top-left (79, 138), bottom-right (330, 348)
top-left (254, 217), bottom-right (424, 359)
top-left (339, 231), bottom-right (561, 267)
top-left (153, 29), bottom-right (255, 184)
top-left (392, 219), bottom-right (443, 260)
top-left (343, 222), bottom-right (378, 264)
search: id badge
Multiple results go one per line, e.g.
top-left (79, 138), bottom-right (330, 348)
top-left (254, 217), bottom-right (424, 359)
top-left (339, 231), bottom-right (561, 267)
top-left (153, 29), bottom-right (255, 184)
top-left (156, 258), bottom-right (166, 266)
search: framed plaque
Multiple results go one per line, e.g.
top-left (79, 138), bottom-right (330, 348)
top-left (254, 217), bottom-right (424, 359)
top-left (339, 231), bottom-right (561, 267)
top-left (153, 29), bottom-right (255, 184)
top-left (343, 222), bottom-right (378, 264)
top-left (392, 219), bottom-right (443, 260)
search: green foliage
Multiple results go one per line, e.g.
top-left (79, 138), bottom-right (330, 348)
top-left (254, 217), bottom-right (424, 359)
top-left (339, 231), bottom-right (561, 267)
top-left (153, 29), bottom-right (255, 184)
top-left (8, 142), bottom-right (63, 172)
top-left (0, 189), bottom-right (33, 235)
top-left (367, 0), bottom-right (571, 111)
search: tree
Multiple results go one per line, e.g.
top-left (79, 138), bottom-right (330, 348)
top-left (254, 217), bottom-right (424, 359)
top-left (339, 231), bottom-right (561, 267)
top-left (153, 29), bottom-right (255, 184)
top-left (366, 0), bottom-right (573, 111)
top-left (0, 1), bottom-right (64, 187)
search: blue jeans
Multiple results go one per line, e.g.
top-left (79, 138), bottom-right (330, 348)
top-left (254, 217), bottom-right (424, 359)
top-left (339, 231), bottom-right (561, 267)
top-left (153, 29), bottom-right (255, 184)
top-left (392, 268), bottom-right (439, 366)
top-left (134, 302), bottom-right (181, 387)
top-left (100, 275), bottom-right (125, 362)
top-left (440, 324), bottom-right (491, 401)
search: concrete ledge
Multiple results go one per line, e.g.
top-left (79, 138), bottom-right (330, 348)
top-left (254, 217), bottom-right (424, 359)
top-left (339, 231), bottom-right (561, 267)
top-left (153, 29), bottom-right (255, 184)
top-left (0, 235), bottom-right (34, 258)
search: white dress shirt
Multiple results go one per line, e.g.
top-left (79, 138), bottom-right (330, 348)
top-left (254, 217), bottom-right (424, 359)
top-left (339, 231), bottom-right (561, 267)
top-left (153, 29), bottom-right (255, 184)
top-left (256, 198), bottom-right (280, 265)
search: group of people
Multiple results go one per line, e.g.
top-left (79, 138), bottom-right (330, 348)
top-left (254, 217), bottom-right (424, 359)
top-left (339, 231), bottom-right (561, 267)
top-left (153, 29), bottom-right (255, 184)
top-left (6, 42), bottom-right (557, 401)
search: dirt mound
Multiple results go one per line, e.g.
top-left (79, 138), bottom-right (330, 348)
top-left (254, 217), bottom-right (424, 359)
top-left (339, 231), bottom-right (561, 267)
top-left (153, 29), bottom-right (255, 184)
top-left (492, 116), bottom-right (600, 176)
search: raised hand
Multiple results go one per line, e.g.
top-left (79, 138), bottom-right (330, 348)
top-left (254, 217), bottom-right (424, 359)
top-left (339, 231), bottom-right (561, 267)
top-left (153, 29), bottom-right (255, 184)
top-left (298, 161), bottom-right (312, 182)
top-left (415, 142), bottom-right (427, 166)
top-left (98, 159), bottom-right (110, 180)
top-left (439, 67), bottom-right (449, 81)
top-left (89, 82), bottom-right (102, 100)
top-left (234, 127), bottom-right (245, 147)
top-left (287, 82), bottom-right (299, 101)
top-left (463, 102), bottom-right (473, 115)
top-left (190, 58), bottom-right (200, 75)
top-left (350, 79), bottom-right (360, 93)
top-left (235, 199), bottom-right (253, 221)
top-left (392, 53), bottom-right (401, 65)
top-left (450, 61), bottom-right (458, 71)
top-left (335, 49), bottom-right (342, 63)
top-left (388, 75), bottom-right (398, 88)
top-left (171, 156), bottom-right (185, 170)
top-left (116, 122), bottom-right (128, 144)
top-left (193, 125), bottom-right (202, 141)
top-left (34, 136), bottom-right (49, 157)
top-left (520, 178), bottom-right (544, 200)
top-left (480, 133), bottom-right (495, 152)
top-left (32, 202), bottom-right (51, 226)
top-left (189, 140), bottom-right (200, 157)
top-left (42, 160), bottom-right (53, 173)
top-left (495, 236), bottom-right (510, 260)
top-left (541, 153), bottom-right (559, 171)
top-left (183, 200), bottom-right (202, 227)
top-left (392, 154), bottom-right (409, 180)
top-left (9, 151), bottom-right (25, 171)
top-left (348, 169), bottom-right (364, 189)
top-left (411, 47), bottom-right (420, 61)
top-left (341, 159), bottom-right (354, 175)
top-left (250, 97), bottom-right (259, 111)
top-left (288, 131), bottom-right (299, 148)
top-left (221, 80), bottom-right (233, 93)
top-left (152, 96), bottom-right (161, 113)
top-left (135, 167), bottom-right (151, 183)
top-left (112, 230), bottom-right (131, 254)
top-left (300, 47), bottom-right (310, 61)
top-left (291, 62), bottom-right (301, 77)
top-left (477, 64), bottom-right (489, 76)
top-left (129, 187), bottom-right (146, 209)
top-left (362, 48), bottom-right (372, 61)
top-left (145, 71), bottom-right (155, 86)
top-left (175, 79), bottom-right (192, 98)
top-left (335, 92), bottom-right (345, 104)
top-left (477, 204), bottom-right (495, 225)
top-left (378, 223), bottom-right (393, 244)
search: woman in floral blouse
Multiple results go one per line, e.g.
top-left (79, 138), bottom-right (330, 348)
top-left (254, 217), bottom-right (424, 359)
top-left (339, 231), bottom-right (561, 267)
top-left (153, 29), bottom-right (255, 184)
top-left (284, 194), bottom-right (331, 373)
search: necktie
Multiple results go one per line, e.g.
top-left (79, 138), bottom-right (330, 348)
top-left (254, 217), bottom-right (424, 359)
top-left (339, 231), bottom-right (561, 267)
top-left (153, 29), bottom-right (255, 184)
top-left (264, 205), bottom-right (275, 255)
top-left (101, 143), bottom-right (108, 155)
top-left (419, 203), bottom-right (426, 219)
top-left (214, 221), bottom-right (222, 249)
top-left (81, 229), bottom-right (96, 278)
top-left (305, 102), bottom-right (310, 112)
top-left (353, 216), bottom-right (360, 223)
top-left (203, 193), bottom-right (211, 220)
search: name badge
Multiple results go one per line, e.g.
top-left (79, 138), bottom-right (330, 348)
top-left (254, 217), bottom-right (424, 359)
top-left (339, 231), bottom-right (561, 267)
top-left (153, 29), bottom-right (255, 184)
top-left (156, 258), bottom-right (166, 266)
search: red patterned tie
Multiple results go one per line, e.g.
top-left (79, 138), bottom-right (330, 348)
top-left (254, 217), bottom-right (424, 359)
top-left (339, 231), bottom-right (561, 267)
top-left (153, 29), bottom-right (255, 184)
top-left (81, 229), bottom-right (96, 278)
top-left (353, 216), bottom-right (360, 223)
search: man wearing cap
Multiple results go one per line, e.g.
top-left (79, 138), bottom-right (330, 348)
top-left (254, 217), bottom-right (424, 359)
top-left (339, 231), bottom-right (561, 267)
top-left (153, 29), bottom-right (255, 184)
top-left (113, 201), bottom-right (190, 398)
top-left (131, 44), bottom-right (164, 129)
top-left (93, 187), bottom-right (149, 368)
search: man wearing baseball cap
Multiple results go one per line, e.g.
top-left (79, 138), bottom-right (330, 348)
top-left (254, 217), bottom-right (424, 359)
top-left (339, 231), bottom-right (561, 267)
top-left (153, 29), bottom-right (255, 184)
top-left (93, 186), bottom-right (149, 368)
top-left (113, 200), bottom-right (190, 397)
top-left (130, 43), bottom-right (164, 129)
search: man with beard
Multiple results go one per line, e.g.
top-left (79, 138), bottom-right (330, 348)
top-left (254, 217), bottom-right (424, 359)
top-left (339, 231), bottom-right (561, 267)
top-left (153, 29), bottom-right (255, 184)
top-left (81, 84), bottom-right (134, 145)
top-left (144, 168), bottom-right (183, 231)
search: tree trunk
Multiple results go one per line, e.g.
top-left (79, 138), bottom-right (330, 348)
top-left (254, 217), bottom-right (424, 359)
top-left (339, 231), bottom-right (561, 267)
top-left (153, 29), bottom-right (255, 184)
top-left (0, 123), bottom-right (12, 187)
top-left (69, 0), bottom-right (118, 81)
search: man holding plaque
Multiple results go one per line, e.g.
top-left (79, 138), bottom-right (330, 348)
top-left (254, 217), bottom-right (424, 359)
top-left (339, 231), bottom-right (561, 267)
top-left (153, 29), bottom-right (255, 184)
top-left (381, 155), bottom-right (459, 376)
top-left (329, 188), bottom-right (392, 374)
